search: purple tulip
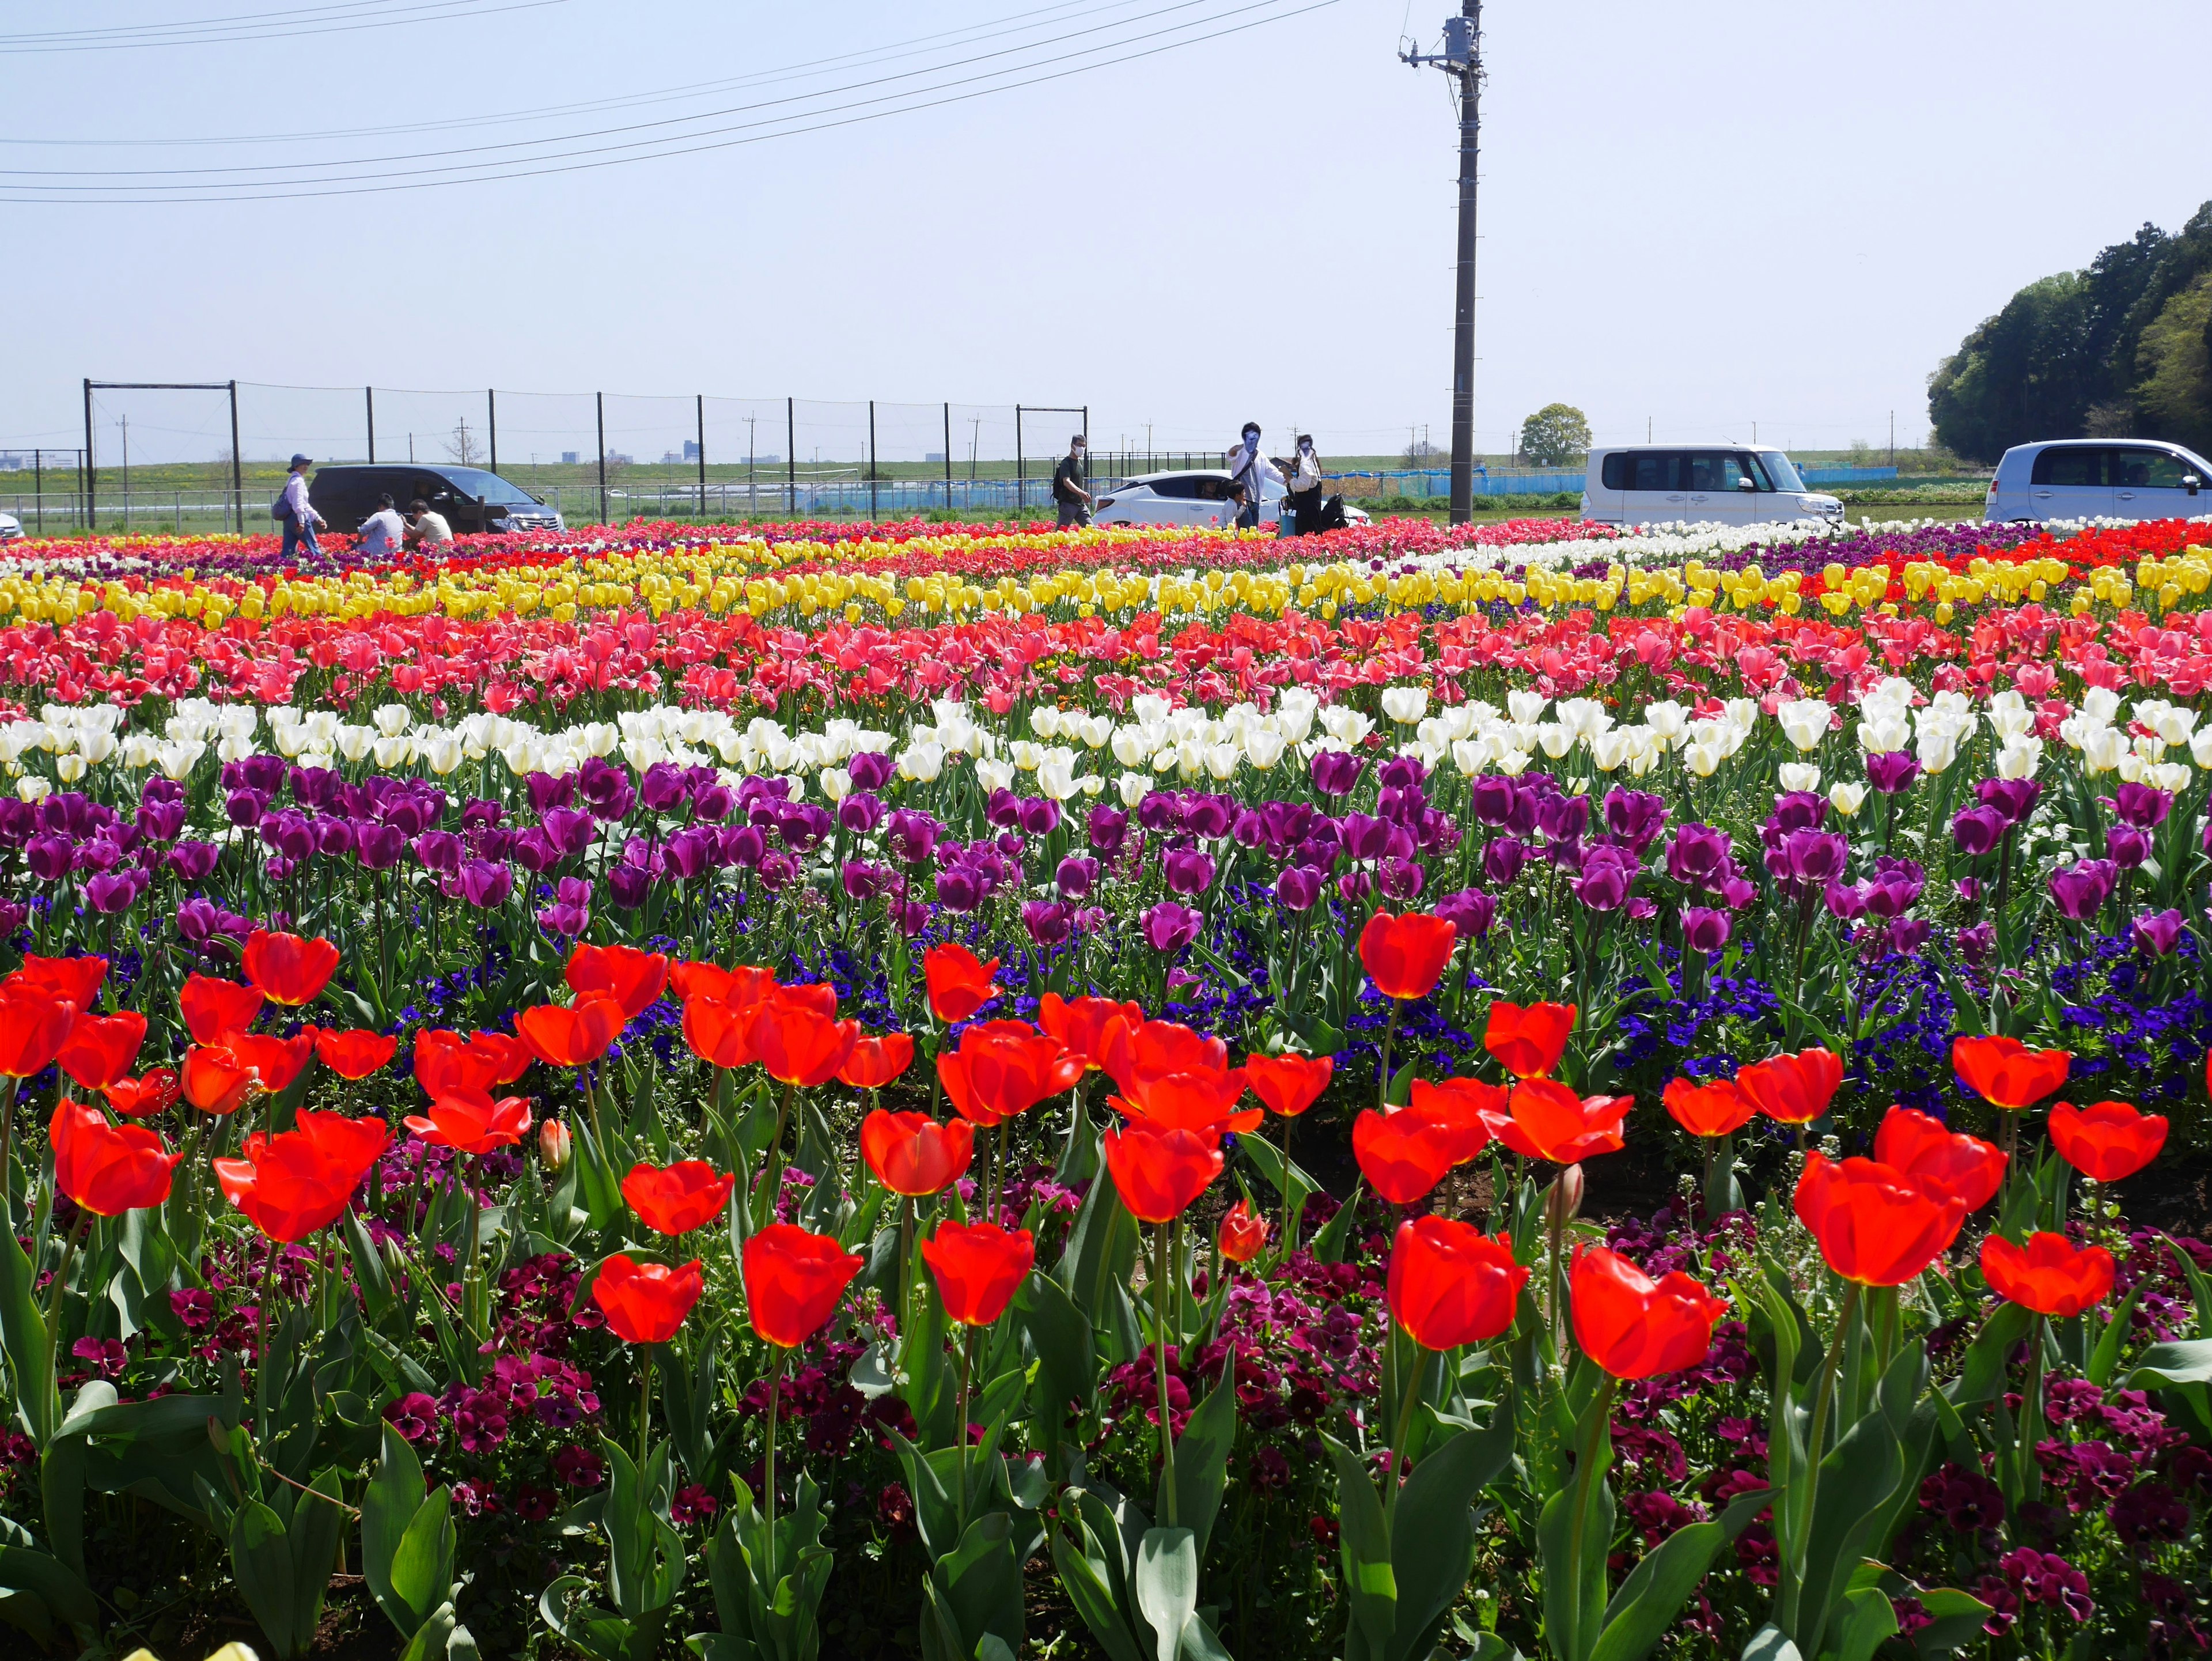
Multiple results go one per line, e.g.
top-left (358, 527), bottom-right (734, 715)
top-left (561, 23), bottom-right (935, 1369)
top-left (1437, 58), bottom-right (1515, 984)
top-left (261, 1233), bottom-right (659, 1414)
top-left (84, 872), bottom-right (138, 915)
top-left (0, 901), bottom-right (24, 936)
top-left (985, 789), bottom-right (1023, 830)
top-left (1023, 901), bottom-right (1074, 947)
top-left (135, 797), bottom-right (187, 843)
top-left (895, 900), bottom-right (931, 937)
top-left (1718, 874), bottom-right (1759, 911)
top-left (1337, 870), bottom-right (1374, 904)
top-left (608, 863), bottom-right (653, 909)
top-left (1086, 805), bottom-right (1129, 858)
top-left (1339, 814), bottom-right (1392, 863)
top-left (412, 831), bottom-right (463, 875)
top-left (2132, 908), bottom-right (2187, 956)
top-left (1665, 824), bottom-right (1733, 886)
top-left (638, 762), bottom-right (690, 813)
top-left (718, 824), bottom-right (766, 870)
top-left (692, 784), bottom-right (734, 823)
top-left (537, 900), bottom-right (590, 939)
top-left (1164, 847), bottom-right (1216, 896)
top-left (1379, 857), bottom-right (1425, 901)
top-left (1310, 750), bottom-right (1365, 797)
top-left (1571, 846), bottom-right (1635, 912)
top-left (935, 867), bottom-right (982, 913)
top-left (1885, 918), bottom-right (1930, 955)
top-left (842, 860), bottom-right (893, 901)
top-left (1469, 774), bottom-right (1517, 827)
top-left (312, 818), bottom-right (357, 859)
top-left (1055, 856), bottom-right (1099, 899)
top-left (2106, 824), bottom-right (2152, 871)
top-left (455, 860), bottom-right (513, 909)
top-left (1680, 906), bottom-right (1732, 954)
top-left (1230, 810), bottom-right (1268, 851)
top-left (1865, 751), bottom-right (1922, 794)
top-left (1770, 829), bottom-right (1849, 894)
top-left (1184, 796), bottom-right (1234, 841)
top-left (25, 834), bottom-right (73, 883)
top-left (1136, 792), bottom-right (1178, 833)
top-left (847, 751), bottom-right (895, 792)
top-left (1378, 755), bottom-right (1426, 790)
top-left (259, 811), bottom-right (315, 861)
top-left (2101, 782), bottom-right (2171, 830)
top-left (757, 851), bottom-right (798, 892)
top-left (1955, 877), bottom-right (1983, 905)
top-left (1770, 792), bottom-right (1828, 835)
top-left (1377, 785), bottom-right (1427, 827)
top-left (1275, 865), bottom-right (1324, 911)
top-left (2047, 859), bottom-right (2116, 922)
top-left (167, 841), bottom-right (221, 882)
top-left (1950, 805), bottom-right (2008, 857)
top-left (527, 771), bottom-right (578, 814)
top-left (1863, 858), bottom-right (1925, 919)
top-left (1434, 886), bottom-right (1495, 941)
top-left (1824, 880), bottom-right (1868, 922)
top-left (665, 828), bottom-right (716, 880)
top-left (1975, 777), bottom-right (2041, 827)
top-left (1483, 836), bottom-right (1529, 887)
top-left (1538, 793), bottom-right (1591, 843)
top-left (176, 897), bottom-right (249, 945)
top-left (1958, 921), bottom-right (1996, 967)
top-left (1017, 797), bottom-right (1063, 838)
top-left (224, 789), bottom-right (268, 828)
top-left (1603, 789), bottom-right (1668, 854)
top-left (1142, 901), bottom-right (1203, 955)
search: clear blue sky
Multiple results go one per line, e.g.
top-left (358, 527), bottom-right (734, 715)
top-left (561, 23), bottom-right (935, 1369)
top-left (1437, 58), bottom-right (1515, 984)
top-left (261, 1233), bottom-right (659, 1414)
top-left (3, 0), bottom-right (2207, 466)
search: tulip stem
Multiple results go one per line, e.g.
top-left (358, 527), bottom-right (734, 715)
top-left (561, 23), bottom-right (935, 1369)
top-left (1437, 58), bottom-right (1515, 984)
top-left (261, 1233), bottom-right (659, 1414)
top-left (760, 1083), bottom-right (796, 1227)
top-left (897, 1198), bottom-right (915, 1357)
top-left (1385, 1335), bottom-right (1425, 1522)
top-left (637, 1342), bottom-right (652, 1474)
top-left (0, 1075), bottom-right (18, 1227)
top-left (1275, 1114), bottom-right (1293, 1259)
top-left (41, 1208), bottom-right (92, 1384)
top-left (1562, 1372), bottom-right (1617, 1661)
top-left (955, 1323), bottom-right (974, 1539)
top-left (1376, 1001), bottom-right (1401, 1115)
top-left (2018, 1314), bottom-right (2047, 1504)
top-left (763, 1346), bottom-right (785, 1588)
top-left (1153, 1221), bottom-right (1178, 1527)
top-left (1547, 1177), bottom-right (1566, 1376)
top-left (1783, 1281), bottom-right (1858, 1629)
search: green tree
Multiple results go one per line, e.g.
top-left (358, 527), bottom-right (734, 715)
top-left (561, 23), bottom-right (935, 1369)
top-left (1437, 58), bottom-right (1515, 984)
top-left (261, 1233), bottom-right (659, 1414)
top-left (2135, 270), bottom-right (2212, 457)
top-left (1518, 403), bottom-right (1592, 467)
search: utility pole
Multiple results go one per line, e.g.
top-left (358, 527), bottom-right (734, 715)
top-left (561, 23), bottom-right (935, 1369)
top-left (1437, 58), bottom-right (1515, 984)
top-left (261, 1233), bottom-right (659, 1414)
top-left (1403, 1), bottom-right (1482, 524)
top-left (1888, 410), bottom-right (1895, 469)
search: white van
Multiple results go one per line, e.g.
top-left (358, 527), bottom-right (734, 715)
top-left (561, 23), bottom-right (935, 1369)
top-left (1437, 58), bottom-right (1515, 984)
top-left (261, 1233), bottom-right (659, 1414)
top-left (1581, 445), bottom-right (1843, 528)
top-left (1983, 439), bottom-right (2210, 523)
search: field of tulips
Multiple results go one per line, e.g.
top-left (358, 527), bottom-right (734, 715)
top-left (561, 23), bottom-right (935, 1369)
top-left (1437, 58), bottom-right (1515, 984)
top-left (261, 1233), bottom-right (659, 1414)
top-left (3, 509), bottom-right (2212, 1661)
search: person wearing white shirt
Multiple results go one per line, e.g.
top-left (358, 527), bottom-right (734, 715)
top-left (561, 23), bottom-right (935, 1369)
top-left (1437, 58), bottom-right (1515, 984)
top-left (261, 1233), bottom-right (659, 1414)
top-left (405, 499), bottom-right (453, 550)
top-left (1283, 436), bottom-right (1324, 535)
top-left (1224, 422), bottom-right (1282, 529)
top-left (277, 454), bottom-right (325, 559)
top-left (358, 493), bottom-right (406, 558)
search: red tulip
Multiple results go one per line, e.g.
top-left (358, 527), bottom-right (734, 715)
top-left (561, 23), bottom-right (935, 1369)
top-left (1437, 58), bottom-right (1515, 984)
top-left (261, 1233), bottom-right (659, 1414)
top-left (1110, 1068), bottom-right (1259, 1135)
top-left (937, 1020), bottom-right (1084, 1127)
top-left (592, 1254), bottom-right (706, 1345)
top-left (1410, 1076), bottom-right (1509, 1137)
top-left (749, 992), bottom-right (859, 1088)
top-left (1570, 1244), bottom-right (1730, 1380)
top-left (103, 1068), bottom-right (181, 1118)
top-left (1352, 1106), bottom-right (1486, 1204)
top-left (1101, 1018), bottom-right (1232, 1095)
top-left (2048, 1100), bottom-right (2167, 1183)
top-left (861, 1109), bottom-right (974, 1196)
top-left (921, 1219), bottom-right (1035, 1326)
top-left (837, 1032), bottom-right (914, 1090)
top-left (0, 982), bottom-right (78, 1079)
top-left (1980, 1231), bottom-right (2115, 1318)
top-left (1037, 993), bottom-right (1143, 1071)
top-left (683, 993), bottom-right (760, 1070)
top-left (1874, 1105), bottom-right (2006, 1211)
top-left (213, 1108), bottom-right (389, 1242)
top-left (1388, 1216), bottom-right (1528, 1349)
top-left (1793, 1152), bottom-right (1967, 1287)
top-left (1734, 1046), bottom-right (1844, 1125)
top-left (181, 1045), bottom-right (254, 1115)
top-left (57, 1010), bottom-right (148, 1092)
top-left (923, 943), bottom-right (1001, 1024)
top-left (416, 1028), bottom-right (529, 1095)
top-left (1358, 911), bottom-right (1457, 1001)
top-left (51, 1100), bottom-right (181, 1216)
top-left (180, 974), bottom-right (263, 1046)
top-left (1218, 1199), bottom-right (1268, 1264)
top-left (241, 929), bottom-right (339, 1007)
top-left (403, 1090), bottom-right (533, 1155)
top-left (743, 1222), bottom-right (864, 1346)
top-left (1662, 1077), bottom-right (1754, 1140)
top-left (224, 1030), bottom-right (317, 1095)
top-left (1488, 1078), bottom-right (1631, 1165)
top-left (1952, 1035), bottom-right (2070, 1111)
top-left (670, 961), bottom-right (777, 1005)
top-left (1103, 1119), bottom-right (1224, 1223)
top-left (1483, 1001), bottom-right (1575, 1080)
top-left (514, 997), bottom-right (625, 1069)
top-left (10, 954), bottom-right (107, 1009)
top-left (622, 1159), bottom-right (737, 1235)
top-left (1243, 1051), bottom-right (1334, 1118)
top-left (566, 943), bottom-right (670, 1018)
top-left (315, 1028), bottom-right (398, 1081)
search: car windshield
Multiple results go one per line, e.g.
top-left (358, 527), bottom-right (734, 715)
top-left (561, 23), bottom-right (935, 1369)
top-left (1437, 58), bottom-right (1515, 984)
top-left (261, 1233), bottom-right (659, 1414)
top-left (1758, 451), bottom-right (1805, 491)
top-left (437, 467), bottom-right (540, 506)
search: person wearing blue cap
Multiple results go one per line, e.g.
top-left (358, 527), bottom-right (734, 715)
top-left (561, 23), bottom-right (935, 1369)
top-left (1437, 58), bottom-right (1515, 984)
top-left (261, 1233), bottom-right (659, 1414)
top-left (277, 453), bottom-right (325, 559)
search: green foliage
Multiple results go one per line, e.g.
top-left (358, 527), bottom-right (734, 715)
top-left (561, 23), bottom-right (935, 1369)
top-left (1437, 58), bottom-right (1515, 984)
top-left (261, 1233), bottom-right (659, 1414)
top-left (1518, 404), bottom-right (1594, 467)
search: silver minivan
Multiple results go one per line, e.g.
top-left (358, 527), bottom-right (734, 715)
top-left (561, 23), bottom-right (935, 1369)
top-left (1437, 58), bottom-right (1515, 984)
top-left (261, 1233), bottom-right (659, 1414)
top-left (1581, 445), bottom-right (1843, 527)
top-left (1983, 438), bottom-right (2211, 523)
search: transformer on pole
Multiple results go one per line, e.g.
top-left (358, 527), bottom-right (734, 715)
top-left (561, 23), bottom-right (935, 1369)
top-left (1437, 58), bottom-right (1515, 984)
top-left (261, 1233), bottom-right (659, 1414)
top-left (1402, 2), bottom-right (1483, 525)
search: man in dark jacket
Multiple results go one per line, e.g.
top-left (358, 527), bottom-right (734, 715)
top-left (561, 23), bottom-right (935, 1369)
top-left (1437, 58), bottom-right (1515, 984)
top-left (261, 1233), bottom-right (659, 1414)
top-left (1052, 436), bottom-right (1092, 529)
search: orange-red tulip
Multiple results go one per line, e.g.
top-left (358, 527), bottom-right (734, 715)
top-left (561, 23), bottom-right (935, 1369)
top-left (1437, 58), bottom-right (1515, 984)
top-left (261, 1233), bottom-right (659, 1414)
top-left (1352, 1106), bottom-right (1486, 1204)
top-left (180, 974), bottom-right (263, 1047)
top-left (103, 1068), bottom-right (180, 1118)
top-left (1243, 1052), bottom-right (1334, 1118)
top-left (838, 1032), bottom-right (914, 1090)
top-left (1410, 1076), bottom-right (1510, 1138)
top-left (1359, 911), bottom-right (1457, 1001)
top-left (415, 1027), bottom-right (529, 1095)
top-left (1734, 1046), bottom-right (1844, 1125)
top-left (213, 1108), bottom-right (389, 1242)
top-left (861, 1109), bottom-right (974, 1197)
top-left (743, 1223), bottom-right (864, 1347)
top-left (241, 929), bottom-right (339, 1007)
top-left (1038, 993), bottom-right (1144, 1071)
top-left (566, 943), bottom-right (670, 1018)
top-left (1103, 1119), bottom-right (1223, 1223)
top-left (923, 943), bottom-right (1001, 1024)
top-left (749, 993), bottom-right (859, 1088)
top-left (1874, 1105), bottom-right (2006, 1212)
top-left (1570, 1244), bottom-right (1729, 1379)
top-left (683, 993), bottom-right (760, 1070)
top-left (0, 982), bottom-right (78, 1079)
top-left (403, 1090), bottom-right (533, 1155)
top-left (1110, 1069), bottom-right (1259, 1134)
top-left (2048, 1100), bottom-right (2168, 1183)
top-left (1488, 1078), bottom-right (1631, 1165)
top-left (315, 1028), bottom-right (398, 1081)
top-left (1794, 1152), bottom-right (1967, 1287)
top-left (622, 1159), bottom-right (737, 1235)
top-left (1388, 1216), bottom-right (1528, 1349)
top-left (937, 1020), bottom-right (1083, 1128)
top-left (1218, 1200), bottom-right (1268, 1264)
top-left (1483, 1000), bottom-right (1576, 1080)
top-left (1980, 1231), bottom-right (2115, 1318)
top-left (1662, 1077), bottom-right (1754, 1140)
top-left (669, 961), bottom-right (777, 1005)
top-left (181, 1045), bottom-right (254, 1115)
top-left (56, 1011), bottom-right (147, 1092)
top-left (1952, 1035), bottom-right (2070, 1111)
top-left (1101, 1017), bottom-right (1230, 1092)
top-left (10, 954), bottom-right (106, 1009)
top-left (225, 1030), bottom-right (317, 1095)
top-left (51, 1100), bottom-right (181, 1216)
top-left (514, 997), bottom-right (626, 1069)
top-left (921, 1219), bottom-right (1035, 1326)
top-left (592, 1254), bottom-right (705, 1345)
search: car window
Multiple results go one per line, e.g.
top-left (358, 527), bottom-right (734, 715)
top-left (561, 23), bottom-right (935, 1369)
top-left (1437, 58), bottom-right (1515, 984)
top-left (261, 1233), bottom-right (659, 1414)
top-left (2031, 448), bottom-right (2104, 487)
top-left (1609, 452), bottom-right (1681, 491)
top-left (1146, 476), bottom-right (1199, 499)
top-left (1683, 452), bottom-right (1751, 491)
top-left (1599, 453), bottom-right (1633, 490)
top-left (2111, 447), bottom-right (2189, 489)
top-left (1193, 478), bottom-right (1232, 501)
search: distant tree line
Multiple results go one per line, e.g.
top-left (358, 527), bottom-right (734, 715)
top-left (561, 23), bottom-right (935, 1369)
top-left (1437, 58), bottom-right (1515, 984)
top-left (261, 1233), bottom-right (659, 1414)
top-left (1928, 201), bottom-right (2212, 463)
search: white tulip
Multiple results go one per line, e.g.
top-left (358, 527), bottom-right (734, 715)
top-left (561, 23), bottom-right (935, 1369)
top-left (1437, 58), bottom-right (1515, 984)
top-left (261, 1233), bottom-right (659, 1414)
top-left (420, 734), bottom-right (464, 776)
top-left (17, 775), bottom-right (51, 802)
top-left (1994, 736), bottom-right (2043, 780)
top-left (1243, 729), bottom-right (1286, 770)
top-left (1777, 699), bottom-right (1832, 752)
top-left (1915, 729), bottom-right (1960, 774)
top-left (1683, 743), bottom-right (1722, 778)
top-left (899, 741), bottom-right (945, 783)
top-left (2077, 726), bottom-right (2126, 774)
top-left (372, 703), bottom-right (413, 737)
top-left (1779, 762), bottom-right (1822, 793)
top-left (216, 733), bottom-right (257, 765)
top-left (1381, 686), bottom-right (1429, 724)
top-left (1536, 722), bottom-right (1575, 759)
top-left (2081, 686), bottom-right (2121, 724)
top-left (53, 753), bottom-right (85, 784)
top-left (1828, 782), bottom-right (1866, 818)
top-left (1506, 689), bottom-right (1548, 724)
top-left (819, 767), bottom-right (852, 802)
top-left (1110, 727), bottom-right (1151, 768)
top-left (1116, 770), bottom-right (1153, 807)
top-left (122, 735), bottom-right (160, 770)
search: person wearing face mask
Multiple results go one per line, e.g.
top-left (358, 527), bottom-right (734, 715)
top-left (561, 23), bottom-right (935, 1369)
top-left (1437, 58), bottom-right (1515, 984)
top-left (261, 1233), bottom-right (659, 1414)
top-left (1052, 434), bottom-right (1092, 529)
top-left (1283, 435), bottom-right (1324, 536)
top-left (1225, 421), bottom-right (1281, 530)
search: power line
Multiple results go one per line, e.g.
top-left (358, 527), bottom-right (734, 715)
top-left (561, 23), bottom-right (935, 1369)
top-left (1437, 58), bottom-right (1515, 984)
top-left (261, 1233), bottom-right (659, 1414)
top-left (0, 0), bottom-right (570, 54)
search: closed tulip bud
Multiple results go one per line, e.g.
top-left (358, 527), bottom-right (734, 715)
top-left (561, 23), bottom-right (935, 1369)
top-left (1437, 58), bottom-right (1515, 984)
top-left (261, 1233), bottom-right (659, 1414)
top-left (540, 1118), bottom-right (572, 1171)
top-left (1545, 1161), bottom-right (1586, 1228)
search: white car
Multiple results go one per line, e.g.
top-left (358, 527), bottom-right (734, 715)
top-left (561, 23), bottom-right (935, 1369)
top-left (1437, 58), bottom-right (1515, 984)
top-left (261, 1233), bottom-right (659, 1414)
top-left (1984, 438), bottom-right (2211, 523)
top-left (0, 512), bottom-right (20, 543)
top-left (1581, 445), bottom-right (1842, 527)
top-left (1092, 468), bottom-right (1369, 531)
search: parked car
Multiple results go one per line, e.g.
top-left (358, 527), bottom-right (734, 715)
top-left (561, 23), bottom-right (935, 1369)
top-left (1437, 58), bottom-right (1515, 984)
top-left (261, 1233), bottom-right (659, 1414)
top-left (1092, 468), bottom-right (1369, 531)
top-left (1983, 438), bottom-right (2211, 523)
top-left (1580, 445), bottom-right (1843, 527)
top-left (0, 512), bottom-right (20, 543)
top-left (308, 464), bottom-right (563, 536)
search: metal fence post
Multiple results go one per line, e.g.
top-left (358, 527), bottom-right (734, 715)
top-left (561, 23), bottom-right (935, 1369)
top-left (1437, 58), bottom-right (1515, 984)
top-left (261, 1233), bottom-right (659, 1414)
top-left (229, 381), bottom-right (243, 534)
top-left (786, 397), bottom-right (796, 518)
top-left (1014, 405), bottom-right (1024, 513)
top-left (868, 399), bottom-right (878, 520)
top-left (695, 394), bottom-right (706, 519)
top-left (31, 451), bottom-right (40, 536)
top-left (596, 392), bottom-right (607, 525)
top-left (487, 389), bottom-right (498, 475)
top-left (942, 403), bottom-right (952, 513)
top-left (82, 379), bottom-right (93, 529)
top-left (366, 387), bottom-right (376, 464)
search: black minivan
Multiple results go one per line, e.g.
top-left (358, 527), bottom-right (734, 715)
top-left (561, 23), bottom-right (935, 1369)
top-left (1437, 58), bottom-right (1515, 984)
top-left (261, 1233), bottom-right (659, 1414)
top-left (308, 464), bottom-right (565, 535)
